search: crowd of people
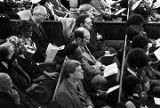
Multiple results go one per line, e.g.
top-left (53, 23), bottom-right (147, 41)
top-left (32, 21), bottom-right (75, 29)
top-left (1, 0), bottom-right (160, 108)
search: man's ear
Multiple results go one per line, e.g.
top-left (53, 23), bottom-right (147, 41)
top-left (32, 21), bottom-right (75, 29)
top-left (69, 72), bottom-right (73, 78)
top-left (80, 23), bottom-right (84, 27)
top-left (77, 37), bottom-right (82, 42)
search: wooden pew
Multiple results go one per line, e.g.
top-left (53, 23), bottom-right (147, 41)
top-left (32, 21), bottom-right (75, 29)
top-left (8, 20), bottom-right (160, 44)
top-left (9, 20), bottom-right (64, 46)
top-left (94, 21), bottom-right (126, 40)
top-left (144, 22), bottom-right (160, 39)
top-left (94, 21), bottom-right (160, 40)
top-left (41, 21), bottom-right (64, 46)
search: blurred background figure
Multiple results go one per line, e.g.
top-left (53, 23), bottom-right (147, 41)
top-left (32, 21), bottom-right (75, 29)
top-left (0, 72), bottom-right (26, 108)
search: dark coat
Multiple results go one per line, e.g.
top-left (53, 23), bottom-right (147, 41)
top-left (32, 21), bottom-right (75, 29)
top-left (28, 19), bottom-right (50, 63)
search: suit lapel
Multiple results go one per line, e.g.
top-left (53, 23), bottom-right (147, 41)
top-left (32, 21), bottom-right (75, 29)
top-left (29, 19), bottom-right (44, 39)
top-left (39, 24), bottom-right (49, 41)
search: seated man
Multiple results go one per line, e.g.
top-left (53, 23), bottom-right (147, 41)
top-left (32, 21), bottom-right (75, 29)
top-left (64, 43), bottom-right (107, 87)
top-left (72, 27), bottom-right (101, 65)
top-left (55, 60), bottom-right (94, 108)
top-left (75, 14), bottom-right (123, 59)
top-left (64, 43), bottom-right (116, 108)
top-left (124, 48), bottom-right (160, 99)
top-left (72, 27), bottom-right (119, 69)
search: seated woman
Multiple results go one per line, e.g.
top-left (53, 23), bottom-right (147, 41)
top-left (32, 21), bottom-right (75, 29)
top-left (0, 38), bottom-right (58, 105)
top-left (16, 20), bottom-right (37, 55)
top-left (0, 41), bottom-right (31, 92)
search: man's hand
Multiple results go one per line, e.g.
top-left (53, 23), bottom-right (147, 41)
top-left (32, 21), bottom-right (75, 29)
top-left (97, 33), bottom-right (103, 40)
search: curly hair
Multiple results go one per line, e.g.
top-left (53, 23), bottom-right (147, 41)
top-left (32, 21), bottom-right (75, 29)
top-left (131, 36), bottom-right (149, 50)
top-left (127, 48), bottom-right (149, 68)
top-left (126, 14), bottom-right (145, 27)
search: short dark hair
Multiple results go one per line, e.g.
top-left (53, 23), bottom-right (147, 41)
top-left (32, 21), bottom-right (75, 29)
top-left (126, 14), bottom-right (145, 27)
top-left (127, 48), bottom-right (149, 68)
top-left (126, 25), bottom-right (144, 40)
top-left (64, 43), bottom-right (79, 57)
top-left (16, 20), bottom-right (31, 35)
top-left (75, 14), bottom-right (90, 28)
top-left (131, 36), bottom-right (149, 50)
top-left (74, 28), bottom-right (85, 39)
top-left (62, 60), bottom-right (81, 79)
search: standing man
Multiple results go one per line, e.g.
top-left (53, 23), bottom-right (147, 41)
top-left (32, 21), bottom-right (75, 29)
top-left (29, 5), bottom-right (50, 62)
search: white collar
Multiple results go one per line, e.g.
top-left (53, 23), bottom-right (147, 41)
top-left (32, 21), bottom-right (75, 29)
top-left (127, 67), bottom-right (137, 77)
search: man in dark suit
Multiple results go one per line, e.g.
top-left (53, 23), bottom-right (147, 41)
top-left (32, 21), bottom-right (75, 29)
top-left (29, 5), bottom-right (50, 63)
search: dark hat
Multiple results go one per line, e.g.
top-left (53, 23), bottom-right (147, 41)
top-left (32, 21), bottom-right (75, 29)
top-left (47, 101), bottom-right (62, 108)
top-left (30, 85), bottom-right (52, 105)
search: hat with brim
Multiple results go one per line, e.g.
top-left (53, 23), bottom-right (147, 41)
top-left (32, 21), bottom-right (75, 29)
top-left (31, 0), bottom-right (41, 4)
top-left (30, 86), bottom-right (52, 105)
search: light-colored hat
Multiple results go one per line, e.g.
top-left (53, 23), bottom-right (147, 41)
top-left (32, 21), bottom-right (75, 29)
top-left (31, 0), bottom-right (41, 4)
top-left (0, 73), bottom-right (12, 90)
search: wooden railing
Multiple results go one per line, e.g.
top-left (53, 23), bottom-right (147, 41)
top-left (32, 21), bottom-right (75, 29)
top-left (6, 20), bottom-right (160, 46)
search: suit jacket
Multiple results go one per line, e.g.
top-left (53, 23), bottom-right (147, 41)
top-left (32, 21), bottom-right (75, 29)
top-left (80, 46), bottom-right (97, 65)
top-left (28, 19), bottom-right (49, 62)
top-left (80, 57), bottom-right (98, 80)
top-left (55, 79), bottom-right (93, 108)
top-left (87, 28), bottom-right (105, 59)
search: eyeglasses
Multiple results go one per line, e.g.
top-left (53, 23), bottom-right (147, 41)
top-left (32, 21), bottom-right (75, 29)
top-left (39, 14), bottom-right (49, 18)
top-left (85, 21), bottom-right (92, 26)
top-left (83, 38), bottom-right (90, 42)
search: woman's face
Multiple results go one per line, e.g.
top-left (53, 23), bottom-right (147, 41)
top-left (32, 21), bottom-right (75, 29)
top-left (22, 26), bottom-right (33, 38)
top-left (135, 83), bottom-right (143, 94)
top-left (7, 45), bottom-right (15, 60)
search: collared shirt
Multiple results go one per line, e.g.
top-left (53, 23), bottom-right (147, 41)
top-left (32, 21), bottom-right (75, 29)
top-left (127, 67), bottom-right (137, 77)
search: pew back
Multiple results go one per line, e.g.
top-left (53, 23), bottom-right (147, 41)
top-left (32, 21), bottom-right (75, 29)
top-left (4, 20), bottom-right (160, 44)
